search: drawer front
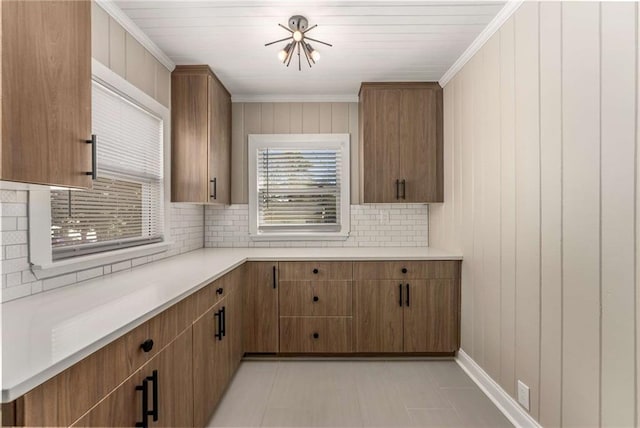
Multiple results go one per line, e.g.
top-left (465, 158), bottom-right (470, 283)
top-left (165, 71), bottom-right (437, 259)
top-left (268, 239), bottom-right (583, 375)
top-left (279, 317), bottom-right (352, 353)
top-left (279, 261), bottom-right (352, 281)
top-left (194, 278), bottom-right (226, 317)
top-left (353, 261), bottom-right (459, 280)
top-left (279, 281), bottom-right (352, 316)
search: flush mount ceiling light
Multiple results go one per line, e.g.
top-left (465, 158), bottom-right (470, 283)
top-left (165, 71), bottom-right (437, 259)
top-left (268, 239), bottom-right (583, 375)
top-left (265, 15), bottom-right (332, 71)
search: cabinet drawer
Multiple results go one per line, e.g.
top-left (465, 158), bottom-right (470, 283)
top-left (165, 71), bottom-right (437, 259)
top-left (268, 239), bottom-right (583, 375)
top-left (353, 261), bottom-right (459, 280)
top-left (279, 317), bottom-right (352, 353)
top-left (279, 262), bottom-right (352, 281)
top-left (280, 281), bottom-right (352, 316)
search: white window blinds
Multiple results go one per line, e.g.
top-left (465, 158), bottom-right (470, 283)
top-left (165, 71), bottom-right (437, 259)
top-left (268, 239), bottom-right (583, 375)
top-left (50, 81), bottom-right (164, 260)
top-left (257, 148), bottom-right (341, 231)
top-left (249, 134), bottom-right (350, 239)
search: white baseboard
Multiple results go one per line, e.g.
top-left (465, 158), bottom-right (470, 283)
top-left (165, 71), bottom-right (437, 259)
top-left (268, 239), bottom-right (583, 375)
top-left (455, 349), bottom-right (542, 428)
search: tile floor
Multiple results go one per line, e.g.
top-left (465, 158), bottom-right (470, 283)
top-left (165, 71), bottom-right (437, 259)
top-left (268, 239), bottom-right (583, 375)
top-left (207, 360), bottom-right (513, 428)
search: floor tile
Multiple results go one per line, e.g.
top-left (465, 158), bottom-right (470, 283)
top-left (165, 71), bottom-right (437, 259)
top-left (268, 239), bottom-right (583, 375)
top-left (407, 408), bottom-right (464, 427)
top-left (441, 387), bottom-right (513, 427)
top-left (425, 361), bottom-right (476, 389)
top-left (385, 361), bottom-right (452, 409)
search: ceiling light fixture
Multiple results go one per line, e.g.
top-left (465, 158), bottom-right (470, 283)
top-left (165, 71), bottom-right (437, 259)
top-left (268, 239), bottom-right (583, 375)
top-left (265, 15), bottom-right (332, 71)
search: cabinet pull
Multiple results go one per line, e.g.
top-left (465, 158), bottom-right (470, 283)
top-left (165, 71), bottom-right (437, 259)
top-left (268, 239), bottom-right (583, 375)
top-left (406, 283), bottom-right (410, 307)
top-left (140, 339), bottom-right (154, 353)
top-left (147, 370), bottom-right (159, 422)
top-left (216, 287), bottom-right (224, 295)
top-left (221, 306), bottom-right (226, 337)
top-left (210, 178), bottom-right (217, 200)
top-left (399, 284), bottom-right (403, 307)
top-left (85, 134), bottom-right (97, 180)
top-left (135, 378), bottom-right (149, 428)
top-left (214, 310), bottom-right (222, 341)
top-left (313, 296), bottom-right (319, 302)
top-left (273, 265), bottom-right (277, 289)
top-left (312, 332), bottom-right (319, 339)
top-left (395, 179), bottom-right (400, 200)
top-left (401, 179), bottom-right (406, 199)
top-left (312, 268), bottom-right (319, 274)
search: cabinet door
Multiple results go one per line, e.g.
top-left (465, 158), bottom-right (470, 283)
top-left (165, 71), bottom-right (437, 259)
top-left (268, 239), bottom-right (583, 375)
top-left (193, 302), bottom-right (230, 427)
top-left (403, 279), bottom-right (457, 352)
top-left (227, 287), bottom-right (244, 374)
top-left (243, 262), bottom-right (279, 353)
top-left (361, 88), bottom-right (401, 203)
top-left (171, 71), bottom-right (209, 202)
top-left (399, 88), bottom-right (443, 202)
top-left (208, 75), bottom-right (231, 204)
top-left (71, 371), bottom-right (144, 427)
top-left (2, 0), bottom-right (92, 188)
top-left (353, 280), bottom-right (403, 352)
top-left (155, 328), bottom-right (193, 427)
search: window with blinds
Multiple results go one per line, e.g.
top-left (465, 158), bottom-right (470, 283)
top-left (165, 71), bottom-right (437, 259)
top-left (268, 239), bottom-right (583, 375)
top-left (50, 81), bottom-right (164, 260)
top-left (249, 134), bottom-right (350, 239)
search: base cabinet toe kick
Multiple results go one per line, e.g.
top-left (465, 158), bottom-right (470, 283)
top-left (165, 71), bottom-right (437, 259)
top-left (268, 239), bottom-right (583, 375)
top-left (3, 259), bottom-right (460, 427)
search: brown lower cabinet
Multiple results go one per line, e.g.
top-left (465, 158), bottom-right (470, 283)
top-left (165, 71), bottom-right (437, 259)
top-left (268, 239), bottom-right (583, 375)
top-left (72, 328), bottom-right (193, 427)
top-left (243, 262), bottom-right (279, 353)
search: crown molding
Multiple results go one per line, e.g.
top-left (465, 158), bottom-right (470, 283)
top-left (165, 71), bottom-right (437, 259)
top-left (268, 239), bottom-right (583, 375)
top-left (438, 0), bottom-right (523, 87)
top-left (95, 0), bottom-right (176, 71)
top-left (231, 94), bottom-right (359, 103)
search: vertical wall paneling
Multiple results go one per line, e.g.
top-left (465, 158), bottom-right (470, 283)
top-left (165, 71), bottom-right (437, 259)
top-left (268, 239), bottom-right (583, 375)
top-left (538, 2), bottom-right (562, 426)
top-left (91, 2), bottom-right (109, 66)
top-left (498, 16), bottom-right (517, 397)
top-left (483, 33), bottom-right (502, 382)
top-left (471, 52), bottom-right (486, 368)
top-left (108, 18), bottom-right (126, 78)
top-left (231, 103), bottom-right (245, 204)
top-left (460, 64), bottom-right (475, 354)
top-left (232, 103), bottom-right (359, 204)
top-left (561, 3), bottom-right (601, 426)
top-left (600, 3), bottom-right (637, 427)
top-left (514, 2), bottom-right (541, 418)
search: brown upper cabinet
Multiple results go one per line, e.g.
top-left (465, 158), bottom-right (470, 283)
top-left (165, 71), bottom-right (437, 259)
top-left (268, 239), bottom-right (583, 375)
top-left (171, 65), bottom-right (231, 203)
top-left (359, 82), bottom-right (443, 203)
top-left (1, 0), bottom-right (93, 188)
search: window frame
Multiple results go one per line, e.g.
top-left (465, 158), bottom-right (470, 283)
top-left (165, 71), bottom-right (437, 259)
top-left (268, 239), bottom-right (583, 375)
top-left (248, 133), bottom-right (350, 241)
top-left (28, 59), bottom-right (172, 279)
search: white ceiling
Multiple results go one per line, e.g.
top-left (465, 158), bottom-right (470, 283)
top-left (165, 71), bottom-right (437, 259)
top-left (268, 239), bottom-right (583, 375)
top-left (116, 1), bottom-right (506, 98)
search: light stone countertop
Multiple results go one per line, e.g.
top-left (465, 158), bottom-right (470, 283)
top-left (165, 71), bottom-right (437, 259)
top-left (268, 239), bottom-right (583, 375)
top-left (1, 246), bottom-right (462, 403)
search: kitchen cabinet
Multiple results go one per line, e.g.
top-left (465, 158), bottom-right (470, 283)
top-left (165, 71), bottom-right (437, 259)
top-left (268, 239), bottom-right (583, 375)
top-left (2, 0), bottom-right (93, 188)
top-left (72, 328), bottom-right (193, 427)
top-left (171, 65), bottom-right (231, 204)
top-left (359, 82), bottom-right (443, 203)
top-left (192, 300), bottom-right (230, 427)
top-left (353, 261), bottom-right (459, 353)
top-left (278, 262), bottom-right (353, 353)
top-left (243, 262), bottom-right (279, 353)
top-left (227, 275), bottom-right (245, 373)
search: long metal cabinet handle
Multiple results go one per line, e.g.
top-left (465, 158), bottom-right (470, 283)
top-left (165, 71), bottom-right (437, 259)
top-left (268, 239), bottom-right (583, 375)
top-left (214, 310), bottom-right (222, 340)
top-left (135, 378), bottom-right (149, 428)
top-left (221, 306), bottom-right (226, 337)
top-left (399, 284), bottom-right (403, 307)
top-left (395, 179), bottom-right (400, 200)
top-left (210, 178), bottom-right (217, 199)
top-left (85, 134), bottom-right (97, 180)
top-left (406, 283), bottom-right (410, 307)
top-left (147, 370), bottom-right (159, 422)
top-left (273, 265), bottom-right (277, 289)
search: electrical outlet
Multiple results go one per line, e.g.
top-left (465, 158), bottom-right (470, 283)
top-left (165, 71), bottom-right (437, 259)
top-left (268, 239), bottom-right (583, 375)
top-left (517, 380), bottom-right (530, 411)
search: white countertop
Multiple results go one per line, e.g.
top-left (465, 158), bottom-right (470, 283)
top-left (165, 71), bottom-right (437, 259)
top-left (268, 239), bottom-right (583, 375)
top-left (1, 247), bottom-right (461, 403)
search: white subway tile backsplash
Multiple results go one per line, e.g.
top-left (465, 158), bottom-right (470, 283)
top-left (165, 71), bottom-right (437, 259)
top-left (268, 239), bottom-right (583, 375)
top-left (204, 204), bottom-right (429, 248)
top-left (0, 190), bottom-right (205, 302)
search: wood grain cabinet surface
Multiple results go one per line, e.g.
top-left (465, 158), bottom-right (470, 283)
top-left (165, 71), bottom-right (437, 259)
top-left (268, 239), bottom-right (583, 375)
top-left (1, 0), bottom-right (93, 188)
top-left (359, 82), bottom-right (443, 203)
top-left (243, 262), bottom-right (279, 353)
top-left (353, 261), bottom-right (460, 353)
top-left (171, 65), bottom-right (231, 203)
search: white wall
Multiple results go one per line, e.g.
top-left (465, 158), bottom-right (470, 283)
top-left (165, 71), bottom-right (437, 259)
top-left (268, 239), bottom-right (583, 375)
top-left (430, 2), bottom-right (637, 426)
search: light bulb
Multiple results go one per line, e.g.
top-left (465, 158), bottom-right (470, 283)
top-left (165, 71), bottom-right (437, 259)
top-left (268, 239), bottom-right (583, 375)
top-left (311, 50), bottom-right (320, 62)
top-left (277, 50), bottom-right (287, 62)
top-left (293, 30), bottom-right (303, 42)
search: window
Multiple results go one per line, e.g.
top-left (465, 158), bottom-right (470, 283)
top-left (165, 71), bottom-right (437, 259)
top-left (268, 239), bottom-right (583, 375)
top-left (248, 134), bottom-right (350, 240)
top-left (50, 80), bottom-right (164, 260)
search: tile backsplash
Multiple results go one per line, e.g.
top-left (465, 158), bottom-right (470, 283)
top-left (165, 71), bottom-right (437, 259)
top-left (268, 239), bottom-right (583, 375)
top-left (0, 190), bottom-right (204, 302)
top-left (205, 204), bottom-right (429, 248)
